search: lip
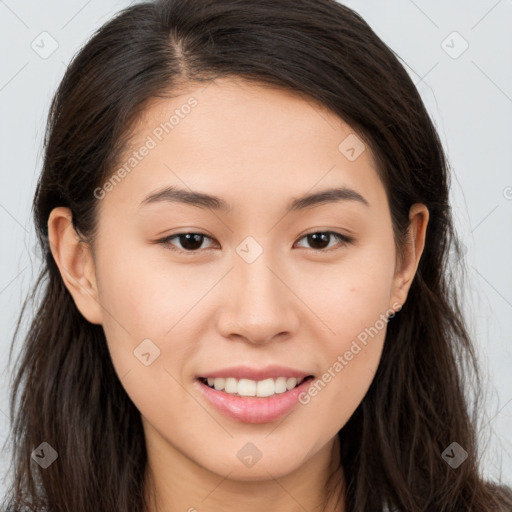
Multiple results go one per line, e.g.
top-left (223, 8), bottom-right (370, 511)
top-left (197, 365), bottom-right (313, 381)
top-left (194, 376), bottom-right (315, 424)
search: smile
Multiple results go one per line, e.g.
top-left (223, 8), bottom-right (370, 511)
top-left (199, 376), bottom-right (309, 398)
top-left (195, 376), bottom-right (315, 423)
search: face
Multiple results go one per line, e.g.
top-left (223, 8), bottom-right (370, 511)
top-left (49, 77), bottom-right (427, 484)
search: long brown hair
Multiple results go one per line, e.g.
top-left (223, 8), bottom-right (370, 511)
top-left (4, 0), bottom-right (512, 510)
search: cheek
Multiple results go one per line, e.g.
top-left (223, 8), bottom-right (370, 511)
top-left (300, 294), bottom-right (389, 435)
top-left (305, 240), bottom-right (396, 337)
top-left (95, 242), bottom-right (212, 338)
top-left (303, 337), bottom-right (384, 439)
top-left (93, 242), bottom-right (221, 396)
top-left (92, 249), bottom-right (198, 426)
top-left (298, 243), bottom-right (395, 422)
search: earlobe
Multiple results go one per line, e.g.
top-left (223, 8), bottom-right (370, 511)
top-left (47, 207), bottom-right (103, 325)
top-left (389, 203), bottom-right (429, 309)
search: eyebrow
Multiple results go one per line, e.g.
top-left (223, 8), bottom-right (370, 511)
top-left (138, 185), bottom-right (369, 213)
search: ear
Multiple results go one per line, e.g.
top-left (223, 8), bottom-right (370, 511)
top-left (47, 207), bottom-right (103, 325)
top-left (389, 203), bottom-right (429, 311)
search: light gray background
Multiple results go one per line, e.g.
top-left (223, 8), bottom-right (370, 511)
top-left (1, 0), bottom-right (511, 498)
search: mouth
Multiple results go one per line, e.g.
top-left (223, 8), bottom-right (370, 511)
top-left (197, 375), bottom-right (315, 398)
top-left (195, 375), bottom-right (316, 423)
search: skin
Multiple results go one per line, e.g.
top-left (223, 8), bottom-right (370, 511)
top-left (48, 77), bottom-right (428, 512)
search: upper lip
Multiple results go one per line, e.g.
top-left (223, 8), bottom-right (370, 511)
top-left (198, 365), bottom-right (314, 381)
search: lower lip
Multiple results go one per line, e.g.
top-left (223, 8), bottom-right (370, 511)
top-left (195, 377), bottom-right (314, 424)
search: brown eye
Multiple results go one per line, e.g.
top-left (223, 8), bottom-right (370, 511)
top-left (158, 232), bottom-right (216, 252)
top-left (157, 230), bottom-right (353, 254)
top-left (295, 231), bottom-right (353, 251)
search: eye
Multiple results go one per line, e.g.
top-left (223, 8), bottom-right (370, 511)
top-left (157, 232), bottom-right (217, 253)
top-left (156, 230), bottom-right (353, 254)
top-left (294, 231), bottom-right (353, 251)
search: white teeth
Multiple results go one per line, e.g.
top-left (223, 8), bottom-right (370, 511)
top-left (256, 378), bottom-right (275, 397)
top-left (225, 377), bottom-right (239, 394)
top-left (202, 376), bottom-right (306, 397)
top-left (238, 378), bottom-right (256, 396)
top-left (286, 377), bottom-right (298, 390)
top-left (213, 378), bottom-right (225, 391)
top-left (274, 377), bottom-right (287, 394)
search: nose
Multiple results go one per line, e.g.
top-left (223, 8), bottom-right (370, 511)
top-left (217, 249), bottom-right (300, 345)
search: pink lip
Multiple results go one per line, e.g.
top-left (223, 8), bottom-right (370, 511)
top-left (198, 365), bottom-right (313, 381)
top-left (194, 376), bottom-right (315, 424)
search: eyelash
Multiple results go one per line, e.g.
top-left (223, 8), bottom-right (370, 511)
top-left (156, 230), bottom-right (354, 254)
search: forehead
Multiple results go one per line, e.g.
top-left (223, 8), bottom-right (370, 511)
top-left (101, 77), bottom-right (386, 216)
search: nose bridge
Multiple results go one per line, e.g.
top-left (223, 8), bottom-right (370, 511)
top-left (218, 238), bottom-right (297, 343)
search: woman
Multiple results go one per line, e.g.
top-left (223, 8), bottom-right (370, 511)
top-left (4, 0), bottom-right (512, 510)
